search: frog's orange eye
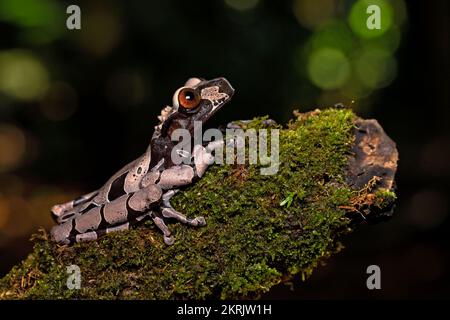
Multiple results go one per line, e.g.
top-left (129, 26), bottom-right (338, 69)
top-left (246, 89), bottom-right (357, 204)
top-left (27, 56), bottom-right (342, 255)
top-left (178, 88), bottom-right (201, 109)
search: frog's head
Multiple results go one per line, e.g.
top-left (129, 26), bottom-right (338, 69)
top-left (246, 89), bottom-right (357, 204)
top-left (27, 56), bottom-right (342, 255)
top-left (160, 77), bottom-right (234, 137)
top-left (173, 77), bottom-right (234, 123)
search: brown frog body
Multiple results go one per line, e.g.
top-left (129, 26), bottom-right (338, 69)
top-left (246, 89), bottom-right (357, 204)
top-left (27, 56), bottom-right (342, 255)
top-left (50, 77), bottom-right (234, 245)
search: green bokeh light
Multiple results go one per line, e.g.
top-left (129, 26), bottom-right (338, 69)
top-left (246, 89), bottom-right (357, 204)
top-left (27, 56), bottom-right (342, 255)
top-left (360, 25), bottom-right (401, 54)
top-left (0, 50), bottom-right (50, 102)
top-left (292, 0), bottom-right (337, 30)
top-left (348, 0), bottom-right (393, 39)
top-left (0, 0), bottom-right (64, 44)
top-left (355, 47), bottom-right (397, 89)
top-left (307, 47), bottom-right (350, 90)
top-left (310, 21), bottom-right (355, 55)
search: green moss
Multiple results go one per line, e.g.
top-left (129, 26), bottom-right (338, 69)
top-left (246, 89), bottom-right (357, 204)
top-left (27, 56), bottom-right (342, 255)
top-left (0, 108), bottom-right (394, 299)
top-left (373, 189), bottom-right (397, 210)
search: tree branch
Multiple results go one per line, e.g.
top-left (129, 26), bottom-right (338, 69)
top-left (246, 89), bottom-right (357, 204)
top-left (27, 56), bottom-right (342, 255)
top-left (0, 108), bottom-right (398, 299)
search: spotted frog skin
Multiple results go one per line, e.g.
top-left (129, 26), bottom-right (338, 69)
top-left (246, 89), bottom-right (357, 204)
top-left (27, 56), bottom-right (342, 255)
top-left (50, 77), bottom-right (234, 245)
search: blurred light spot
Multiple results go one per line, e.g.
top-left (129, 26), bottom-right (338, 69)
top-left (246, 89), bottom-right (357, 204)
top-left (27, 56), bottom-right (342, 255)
top-left (0, 0), bottom-right (64, 44)
top-left (0, 124), bottom-right (26, 172)
top-left (77, 6), bottom-right (122, 57)
top-left (355, 47), bottom-right (397, 89)
top-left (0, 0), bottom-right (60, 27)
top-left (39, 82), bottom-right (77, 121)
top-left (348, 0), bottom-right (393, 39)
top-left (0, 50), bottom-right (49, 101)
top-left (1, 196), bottom-right (33, 237)
top-left (310, 21), bottom-right (354, 54)
top-left (307, 47), bottom-right (350, 89)
top-left (292, 0), bottom-right (337, 30)
top-left (408, 190), bottom-right (448, 229)
top-left (361, 25), bottom-right (401, 54)
top-left (105, 70), bottom-right (148, 108)
top-left (225, 0), bottom-right (259, 11)
top-left (420, 137), bottom-right (450, 177)
top-left (29, 187), bottom-right (68, 227)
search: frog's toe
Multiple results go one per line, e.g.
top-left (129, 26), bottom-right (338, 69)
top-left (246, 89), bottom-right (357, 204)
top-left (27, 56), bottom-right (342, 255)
top-left (164, 235), bottom-right (175, 245)
top-left (194, 216), bottom-right (206, 226)
top-left (51, 204), bottom-right (64, 219)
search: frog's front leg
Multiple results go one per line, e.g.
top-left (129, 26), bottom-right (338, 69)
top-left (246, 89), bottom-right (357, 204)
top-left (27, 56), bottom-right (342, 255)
top-left (161, 206), bottom-right (206, 227)
top-left (161, 190), bottom-right (206, 227)
top-left (151, 212), bottom-right (175, 245)
top-left (153, 142), bottom-right (220, 226)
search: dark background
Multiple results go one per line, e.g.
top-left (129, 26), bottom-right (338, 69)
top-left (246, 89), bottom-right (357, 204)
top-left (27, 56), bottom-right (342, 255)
top-left (0, 0), bottom-right (449, 299)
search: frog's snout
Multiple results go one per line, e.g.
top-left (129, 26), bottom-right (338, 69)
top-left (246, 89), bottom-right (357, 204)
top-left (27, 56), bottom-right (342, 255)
top-left (216, 77), bottom-right (235, 99)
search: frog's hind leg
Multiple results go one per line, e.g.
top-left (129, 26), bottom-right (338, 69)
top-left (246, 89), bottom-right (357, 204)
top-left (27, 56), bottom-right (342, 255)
top-left (51, 211), bottom-right (176, 246)
top-left (55, 212), bottom-right (152, 245)
top-left (51, 184), bottom-right (166, 244)
top-left (54, 200), bottom-right (101, 224)
top-left (51, 190), bottom-right (99, 221)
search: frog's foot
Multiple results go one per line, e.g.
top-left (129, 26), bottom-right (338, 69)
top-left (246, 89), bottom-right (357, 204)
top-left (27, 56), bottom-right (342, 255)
top-left (161, 206), bottom-right (206, 227)
top-left (151, 213), bottom-right (175, 245)
top-left (51, 190), bottom-right (98, 221)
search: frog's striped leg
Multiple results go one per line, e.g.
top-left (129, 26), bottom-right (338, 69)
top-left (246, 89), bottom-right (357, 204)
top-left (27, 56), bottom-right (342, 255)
top-left (60, 212), bottom-right (174, 245)
top-left (53, 213), bottom-right (176, 246)
top-left (57, 212), bottom-right (177, 245)
top-left (51, 190), bottom-right (99, 221)
top-left (50, 184), bottom-right (163, 244)
top-left (55, 200), bottom-right (101, 224)
top-left (52, 154), bottom-right (152, 223)
top-left (59, 212), bottom-right (154, 245)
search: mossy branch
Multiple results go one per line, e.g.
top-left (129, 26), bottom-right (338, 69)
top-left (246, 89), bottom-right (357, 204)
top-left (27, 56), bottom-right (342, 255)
top-left (0, 108), bottom-right (398, 299)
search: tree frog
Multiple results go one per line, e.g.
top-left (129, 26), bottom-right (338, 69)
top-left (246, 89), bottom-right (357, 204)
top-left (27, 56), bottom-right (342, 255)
top-left (50, 77), bottom-right (234, 245)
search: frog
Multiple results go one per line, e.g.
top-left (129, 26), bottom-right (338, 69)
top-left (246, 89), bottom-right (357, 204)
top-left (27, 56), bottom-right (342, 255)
top-left (50, 77), bottom-right (234, 245)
